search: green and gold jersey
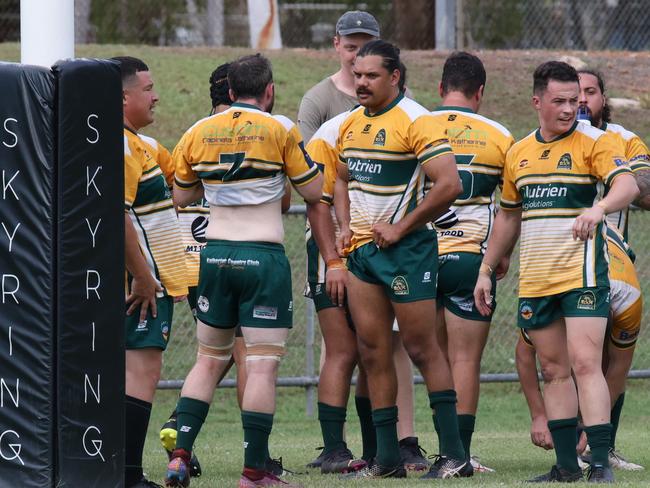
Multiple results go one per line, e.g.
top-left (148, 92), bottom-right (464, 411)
top-left (173, 102), bottom-right (320, 206)
top-left (338, 93), bottom-right (453, 251)
top-left (431, 106), bottom-right (514, 255)
top-left (124, 128), bottom-right (188, 297)
top-left (305, 112), bottom-right (348, 282)
top-left (601, 122), bottom-right (650, 241)
top-left (178, 198), bottom-right (209, 287)
top-left (501, 121), bottom-right (631, 298)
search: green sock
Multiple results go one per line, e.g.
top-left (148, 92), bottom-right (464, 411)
top-left (372, 406), bottom-right (401, 468)
top-left (242, 411), bottom-right (274, 470)
top-left (175, 397), bottom-right (210, 452)
top-left (458, 414), bottom-right (476, 459)
top-left (548, 418), bottom-right (580, 472)
top-left (355, 396), bottom-right (376, 462)
top-left (585, 423), bottom-right (612, 467)
top-left (428, 390), bottom-right (465, 460)
top-left (318, 402), bottom-right (347, 454)
top-left (610, 393), bottom-right (624, 451)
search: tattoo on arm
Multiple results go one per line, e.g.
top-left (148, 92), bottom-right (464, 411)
top-left (633, 169), bottom-right (650, 210)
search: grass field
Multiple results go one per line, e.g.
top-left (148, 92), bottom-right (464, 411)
top-left (143, 382), bottom-right (650, 487)
top-left (2, 43), bottom-right (649, 485)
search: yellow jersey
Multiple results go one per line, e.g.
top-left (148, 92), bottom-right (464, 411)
top-left (173, 102), bottom-right (320, 205)
top-left (177, 198), bottom-right (209, 288)
top-left (430, 106), bottom-right (514, 255)
top-left (124, 128), bottom-right (188, 297)
top-left (501, 121), bottom-right (631, 297)
top-left (601, 122), bottom-right (650, 240)
top-left (338, 94), bottom-right (453, 251)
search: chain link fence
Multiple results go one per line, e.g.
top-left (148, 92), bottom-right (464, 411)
top-left (2, 1), bottom-right (650, 50)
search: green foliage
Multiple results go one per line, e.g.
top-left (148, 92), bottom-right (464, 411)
top-left (464, 0), bottom-right (523, 49)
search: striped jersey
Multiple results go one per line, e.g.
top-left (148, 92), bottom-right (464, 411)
top-left (177, 198), bottom-right (209, 287)
top-left (305, 112), bottom-right (348, 282)
top-left (173, 102), bottom-right (320, 206)
top-left (124, 128), bottom-right (188, 297)
top-left (338, 94), bottom-right (453, 251)
top-left (601, 122), bottom-right (650, 240)
top-left (501, 121), bottom-right (631, 297)
top-left (431, 106), bottom-right (514, 255)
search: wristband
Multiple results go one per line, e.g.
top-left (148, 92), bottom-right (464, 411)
top-left (479, 262), bottom-right (494, 276)
top-left (326, 258), bottom-right (347, 271)
top-left (596, 200), bottom-right (608, 213)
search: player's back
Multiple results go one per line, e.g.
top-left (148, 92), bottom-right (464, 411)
top-left (430, 107), bottom-right (514, 255)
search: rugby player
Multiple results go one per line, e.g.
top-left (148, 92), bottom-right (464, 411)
top-left (115, 56), bottom-right (189, 488)
top-left (299, 11), bottom-right (427, 472)
top-left (516, 227), bottom-right (643, 472)
top-left (431, 52), bottom-right (515, 473)
top-left (335, 40), bottom-right (471, 479)
top-left (474, 61), bottom-right (639, 483)
top-left (163, 54), bottom-right (322, 488)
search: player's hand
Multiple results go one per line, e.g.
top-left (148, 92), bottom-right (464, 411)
top-left (372, 222), bottom-right (404, 248)
top-left (336, 227), bottom-right (353, 256)
top-left (531, 415), bottom-right (553, 450)
top-left (473, 273), bottom-right (494, 316)
top-left (495, 255), bottom-right (510, 280)
top-left (326, 267), bottom-right (348, 307)
top-left (573, 205), bottom-right (605, 241)
top-left (126, 273), bottom-right (163, 323)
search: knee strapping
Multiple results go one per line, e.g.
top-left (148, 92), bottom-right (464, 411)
top-left (246, 342), bottom-right (286, 362)
top-left (198, 340), bottom-right (234, 361)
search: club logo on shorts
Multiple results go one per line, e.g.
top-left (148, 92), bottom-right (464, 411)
top-left (450, 296), bottom-right (474, 312)
top-left (577, 291), bottom-right (596, 310)
top-left (422, 271), bottom-right (431, 283)
top-left (161, 323), bottom-right (170, 343)
top-left (197, 295), bottom-right (210, 313)
top-left (137, 319), bottom-right (148, 331)
top-left (520, 302), bottom-right (533, 320)
top-left (540, 149), bottom-right (551, 160)
top-left (253, 305), bottom-right (278, 320)
top-left (391, 276), bottom-right (410, 296)
top-left (373, 129), bottom-right (386, 146)
top-left (288, 300), bottom-right (293, 311)
top-left (557, 153), bottom-right (573, 170)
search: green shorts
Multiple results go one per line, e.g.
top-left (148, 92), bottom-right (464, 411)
top-left (307, 281), bottom-right (336, 312)
top-left (189, 285), bottom-right (242, 336)
top-left (517, 286), bottom-right (610, 329)
top-left (437, 252), bottom-right (495, 322)
top-left (347, 229), bottom-right (438, 303)
top-left (196, 240), bottom-right (293, 329)
top-left (125, 295), bottom-right (174, 350)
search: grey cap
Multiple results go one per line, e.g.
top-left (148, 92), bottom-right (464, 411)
top-left (336, 11), bottom-right (380, 37)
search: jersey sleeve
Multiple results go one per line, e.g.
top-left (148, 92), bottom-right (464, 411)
top-left (592, 133), bottom-right (633, 187)
top-left (499, 149), bottom-right (522, 210)
top-left (408, 115), bottom-right (454, 166)
top-left (173, 130), bottom-right (200, 190)
top-left (306, 138), bottom-right (337, 205)
top-left (157, 142), bottom-right (175, 187)
top-left (124, 137), bottom-right (142, 210)
top-left (283, 124), bottom-right (320, 187)
top-left (626, 135), bottom-right (650, 172)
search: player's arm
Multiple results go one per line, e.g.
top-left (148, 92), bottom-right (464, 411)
top-left (632, 168), bottom-right (650, 210)
top-left (125, 214), bottom-right (163, 322)
top-left (281, 179), bottom-right (292, 213)
top-left (172, 131), bottom-right (204, 208)
top-left (173, 183), bottom-right (204, 208)
top-left (283, 125), bottom-right (323, 204)
top-left (515, 334), bottom-right (553, 450)
top-left (334, 160), bottom-right (352, 255)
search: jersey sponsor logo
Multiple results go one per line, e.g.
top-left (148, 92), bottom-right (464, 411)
top-left (348, 159), bottom-right (383, 174)
top-left (540, 149), bottom-right (551, 160)
top-left (522, 184), bottom-right (568, 210)
top-left (520, 302), bottom-right (533, 320)
top-left (557, 153), bottom-right (573, 170)
top-left (197, 295), bottom-right (210, 313)
top-left (373, 128), bottom-right (386, 146)
top-left (519, 159), bottom-right (529, 168)
top-left (447, 114), bottom-right (457, 121)
top-left (391, 275), bottom-right (410, 296)
top-left (438, 229), bottom-right (464, 237)
top-left (345, 130), bottom-right (354, 141)
top-left (191, 216), bottom-right (209, 243)
top-left (253, 305), bottom-right (278, 320)
top-left (613, 158), bottom-right (627, 167)
top-left (362, 124), bottom-right (372, 134)
top-left (233, 111), bottom-right (241, 119)
top-left (577, 290), bottom-right (596, 310)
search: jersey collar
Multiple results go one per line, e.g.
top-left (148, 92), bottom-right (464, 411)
top-left (600, 121), bottom-right (608, 131)
top-left (231, 102), bottom-right (263, 111)
top-left (124, 124), bottom-right (138, 136)
top-left (433, 105), bottom-right (475, 114)
top-left (364, 92), bottom-right (403, 118)
top-left (535, 120), bottom-right (578, 144)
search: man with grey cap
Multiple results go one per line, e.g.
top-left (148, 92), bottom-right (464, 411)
top-left (297, 10), bottom-right (380, 143)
